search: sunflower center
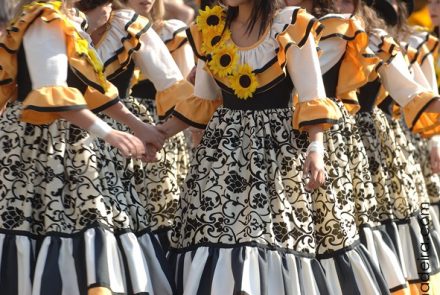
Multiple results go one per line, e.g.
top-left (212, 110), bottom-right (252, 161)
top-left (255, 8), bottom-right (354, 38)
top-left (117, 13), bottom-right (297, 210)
top-left (220, 54), bottom-right (232, 67)
top-left (239, 75), bottom-right (252, 88)
top-left (207, 15), bottom-right (220, 26)
top-left (211, 35), bottom-right (221, 46)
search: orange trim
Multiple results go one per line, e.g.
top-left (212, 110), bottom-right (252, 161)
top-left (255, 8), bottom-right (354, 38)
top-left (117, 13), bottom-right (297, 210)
top-left (390, 284), bottom-right (410, 295)
top-left (84, 83), bottom-right (119, 110)
top-left (166, 28), bottom-right (188, 53)
top-left (318, 16), bottom-right (380, 114)
top-left (403, 92), bottom-right (440, 137)
top-left (156, 79), bottom-right (194, 117)
top-left (292, 97), bottom-right (342, 131)
top-left (419, 33), bottom-right (439, 64)
top-left (276, 8), bottom-right (324, 67)
top-left (21, 86), bottom-right (87, 124)
top-left (0, 3), bottom-right (108, 111)
top-left (174, 95), bottom-right (222, 127)
top-left (103, 14), bottom-right (151, 79)
top-left (408, 272), bottom-right (440, 294)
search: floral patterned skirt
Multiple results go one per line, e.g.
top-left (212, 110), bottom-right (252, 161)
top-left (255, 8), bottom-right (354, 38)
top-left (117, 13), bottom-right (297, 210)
top-left (140, 98), bottom-right (190, 188)
top-left (168, 107), bottom-right (387, 294)
top-left (99, 97), bottom-right (185, 243)
top-left (356, 108), bottom-right (440, 292)
top-left (0, 103), bottom-right (174, 294)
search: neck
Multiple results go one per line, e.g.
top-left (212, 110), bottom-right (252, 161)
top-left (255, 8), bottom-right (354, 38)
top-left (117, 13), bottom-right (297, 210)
top-left (235, 3), bottom-right (254, 25)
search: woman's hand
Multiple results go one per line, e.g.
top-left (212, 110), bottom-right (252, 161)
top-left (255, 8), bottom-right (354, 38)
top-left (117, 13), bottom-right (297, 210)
top-left (131, 122), bottom-right (166, 151)
top-left (104, 130), bottom-right (146, 158)
top-left (303, 151), bottom-right (326, 191)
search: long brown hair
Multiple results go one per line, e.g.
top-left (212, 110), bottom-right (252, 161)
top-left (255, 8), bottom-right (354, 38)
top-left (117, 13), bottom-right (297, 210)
top-left (358, 2), bottom-right (388, 34)
top-left (0, 0), bottom-right (14, 25)
top-left (225, 0), bottom-right (282, 37)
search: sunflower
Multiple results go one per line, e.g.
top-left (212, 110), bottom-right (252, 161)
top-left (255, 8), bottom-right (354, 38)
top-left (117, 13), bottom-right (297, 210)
top-left (196, 5), bottom-right (225, 32)
top-left (230, 64), bottom-right (259, 99)
top-left (208, 44), bottom-right (238, 77)
top-left (201, 26), bottom-right (231, 54)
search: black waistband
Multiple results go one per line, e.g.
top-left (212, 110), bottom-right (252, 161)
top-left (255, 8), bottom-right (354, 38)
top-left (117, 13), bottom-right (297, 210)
top-left (221, 77), bottom-right (293, 110)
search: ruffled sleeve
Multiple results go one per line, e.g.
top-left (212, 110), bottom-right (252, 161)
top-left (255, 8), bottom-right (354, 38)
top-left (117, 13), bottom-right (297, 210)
top-left (131, 22), bottom-right (194, 118)
top-left (407, 32), bottom-right (439, 95)
top-left (275, 7), bottom-right (341, 131)
top-left (368, 29), bottom-right (400, 71)
top-left (375, 41), bottom-right (440, 137)
top-left (160, 19), bottom-right (195, 78)
top-left (160, 19), bottom-right (189, 53)
top-left (319, 14), bottom-right (380, 114)
top-left (173, 59), bottom-right (222, 128)
top-left (0, 2), bottom-right (112, 117)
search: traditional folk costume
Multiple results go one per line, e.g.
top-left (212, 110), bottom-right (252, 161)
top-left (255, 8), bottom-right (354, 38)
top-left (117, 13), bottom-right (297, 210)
top-left (131, 19), bottom-right (195, 190)
top-left (166, 6), bottom-right (393, 294)
top-left (91, 9), bottom-right (193, 257)
top-left (403, 31), bottom-right (440, 228)
top-left (0, 1), bottom-right (172, 294)
top-left (355, 26), bottom-right (440, 293)
top-left (317, 14), bottom-right (410, 294)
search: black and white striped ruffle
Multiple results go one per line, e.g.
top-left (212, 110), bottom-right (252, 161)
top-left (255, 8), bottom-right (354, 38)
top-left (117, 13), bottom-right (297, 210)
top-left (0, 226), bottom-right (174, 295)
top-left (359, 225), bottom-right (409, 293)
top-left (168, 245), bottom-right (329, 295)
top-left (318, 242), bottom-right (389, 295)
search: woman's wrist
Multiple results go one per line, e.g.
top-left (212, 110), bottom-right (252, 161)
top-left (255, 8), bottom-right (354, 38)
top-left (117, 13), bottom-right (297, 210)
top-left (307, 141), bottom-right (325, 157)
top-left (88, 119), bottom-right (113, 139)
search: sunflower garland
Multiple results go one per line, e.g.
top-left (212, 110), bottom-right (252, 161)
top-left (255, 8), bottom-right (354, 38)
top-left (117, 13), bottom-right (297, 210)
top-left (196, 5), bottom-right (259, 100)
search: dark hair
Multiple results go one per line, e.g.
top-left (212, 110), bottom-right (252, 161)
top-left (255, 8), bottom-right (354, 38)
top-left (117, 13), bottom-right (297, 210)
top-left (225, 0), bottom-right (282, 37)
top-left (358, 2), bottom-right (388, 34)
top-left (76, 0), bottom-right (126, 11)
top-left (201, 0), bottom-right (217, 9)
top-left (0, 0), bottom-right (14, 25)
top-left (311, 0), bottom-right (360, 18)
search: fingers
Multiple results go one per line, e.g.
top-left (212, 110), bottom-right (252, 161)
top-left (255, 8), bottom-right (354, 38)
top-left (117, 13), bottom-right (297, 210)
top-left (303, 153), bottom-right (326, 191)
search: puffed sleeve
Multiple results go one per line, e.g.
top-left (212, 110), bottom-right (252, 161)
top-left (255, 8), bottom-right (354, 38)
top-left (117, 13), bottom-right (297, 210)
top-left (133, 28), bottom-right (193, 119)
top-left (20, 18), bottom-right (88, 124)
top-left (274, 7), bottom-right (341, 131)
top-left (171, 42), bottom-right (196, 79)
top-left (161, 20), bottom-right (195, 78)
top-left (288, 34), bottom-right (342, 131)
top-left (377, 49), bottom-right (439, 137)
top-left (407, 33), bottom-right (439, 95)
top-left (172, 59), bottom-right (222, 128)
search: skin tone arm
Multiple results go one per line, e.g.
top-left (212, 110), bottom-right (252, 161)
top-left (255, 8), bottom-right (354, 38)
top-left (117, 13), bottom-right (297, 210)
top-left (60, 108), bottom-right (147, 158)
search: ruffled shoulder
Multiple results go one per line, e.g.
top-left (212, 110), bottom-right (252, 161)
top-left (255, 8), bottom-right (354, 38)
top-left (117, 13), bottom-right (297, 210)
top-left (186, 21), bottom-right (206, 61)
top-left (159, 19), bottom-right (188, 53)
top-left (0, 1), bottom-right (107, 110)
top-left (407, 31), bottom-right (439, 64)
top-left (272, 6), bottom-right (323, 64)
top-left (369, 28), bottom-right (400, 68)
top-left (401, 42), bottom-right (421, 66)
top-left (320, 14), bottom-right (379, 114)
top-left (99, 9), bottom-right (151, 79)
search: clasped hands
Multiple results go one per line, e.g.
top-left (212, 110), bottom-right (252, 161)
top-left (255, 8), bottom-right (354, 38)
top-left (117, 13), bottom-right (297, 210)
top-left (127, 122), bottom-right (169, 162)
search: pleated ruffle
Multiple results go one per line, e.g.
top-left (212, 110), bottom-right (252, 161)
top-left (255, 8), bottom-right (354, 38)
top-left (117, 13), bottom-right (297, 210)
top-left (168, 245), bottom-right (329, 295)
top-left (0, 226), bottom-right (174, 295)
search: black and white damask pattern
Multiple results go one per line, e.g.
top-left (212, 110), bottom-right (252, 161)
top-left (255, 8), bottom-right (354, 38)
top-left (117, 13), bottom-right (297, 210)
top-left (313, 101), bottom-right (377, 255)
top-left (356, 108), bottom-right (418, 221)
top-left (99, 97), bottom-right (184, 234)
top-left (0, 103), bottom-right (144, 234)
top-left (171, 107), bottom-right (317, 252)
